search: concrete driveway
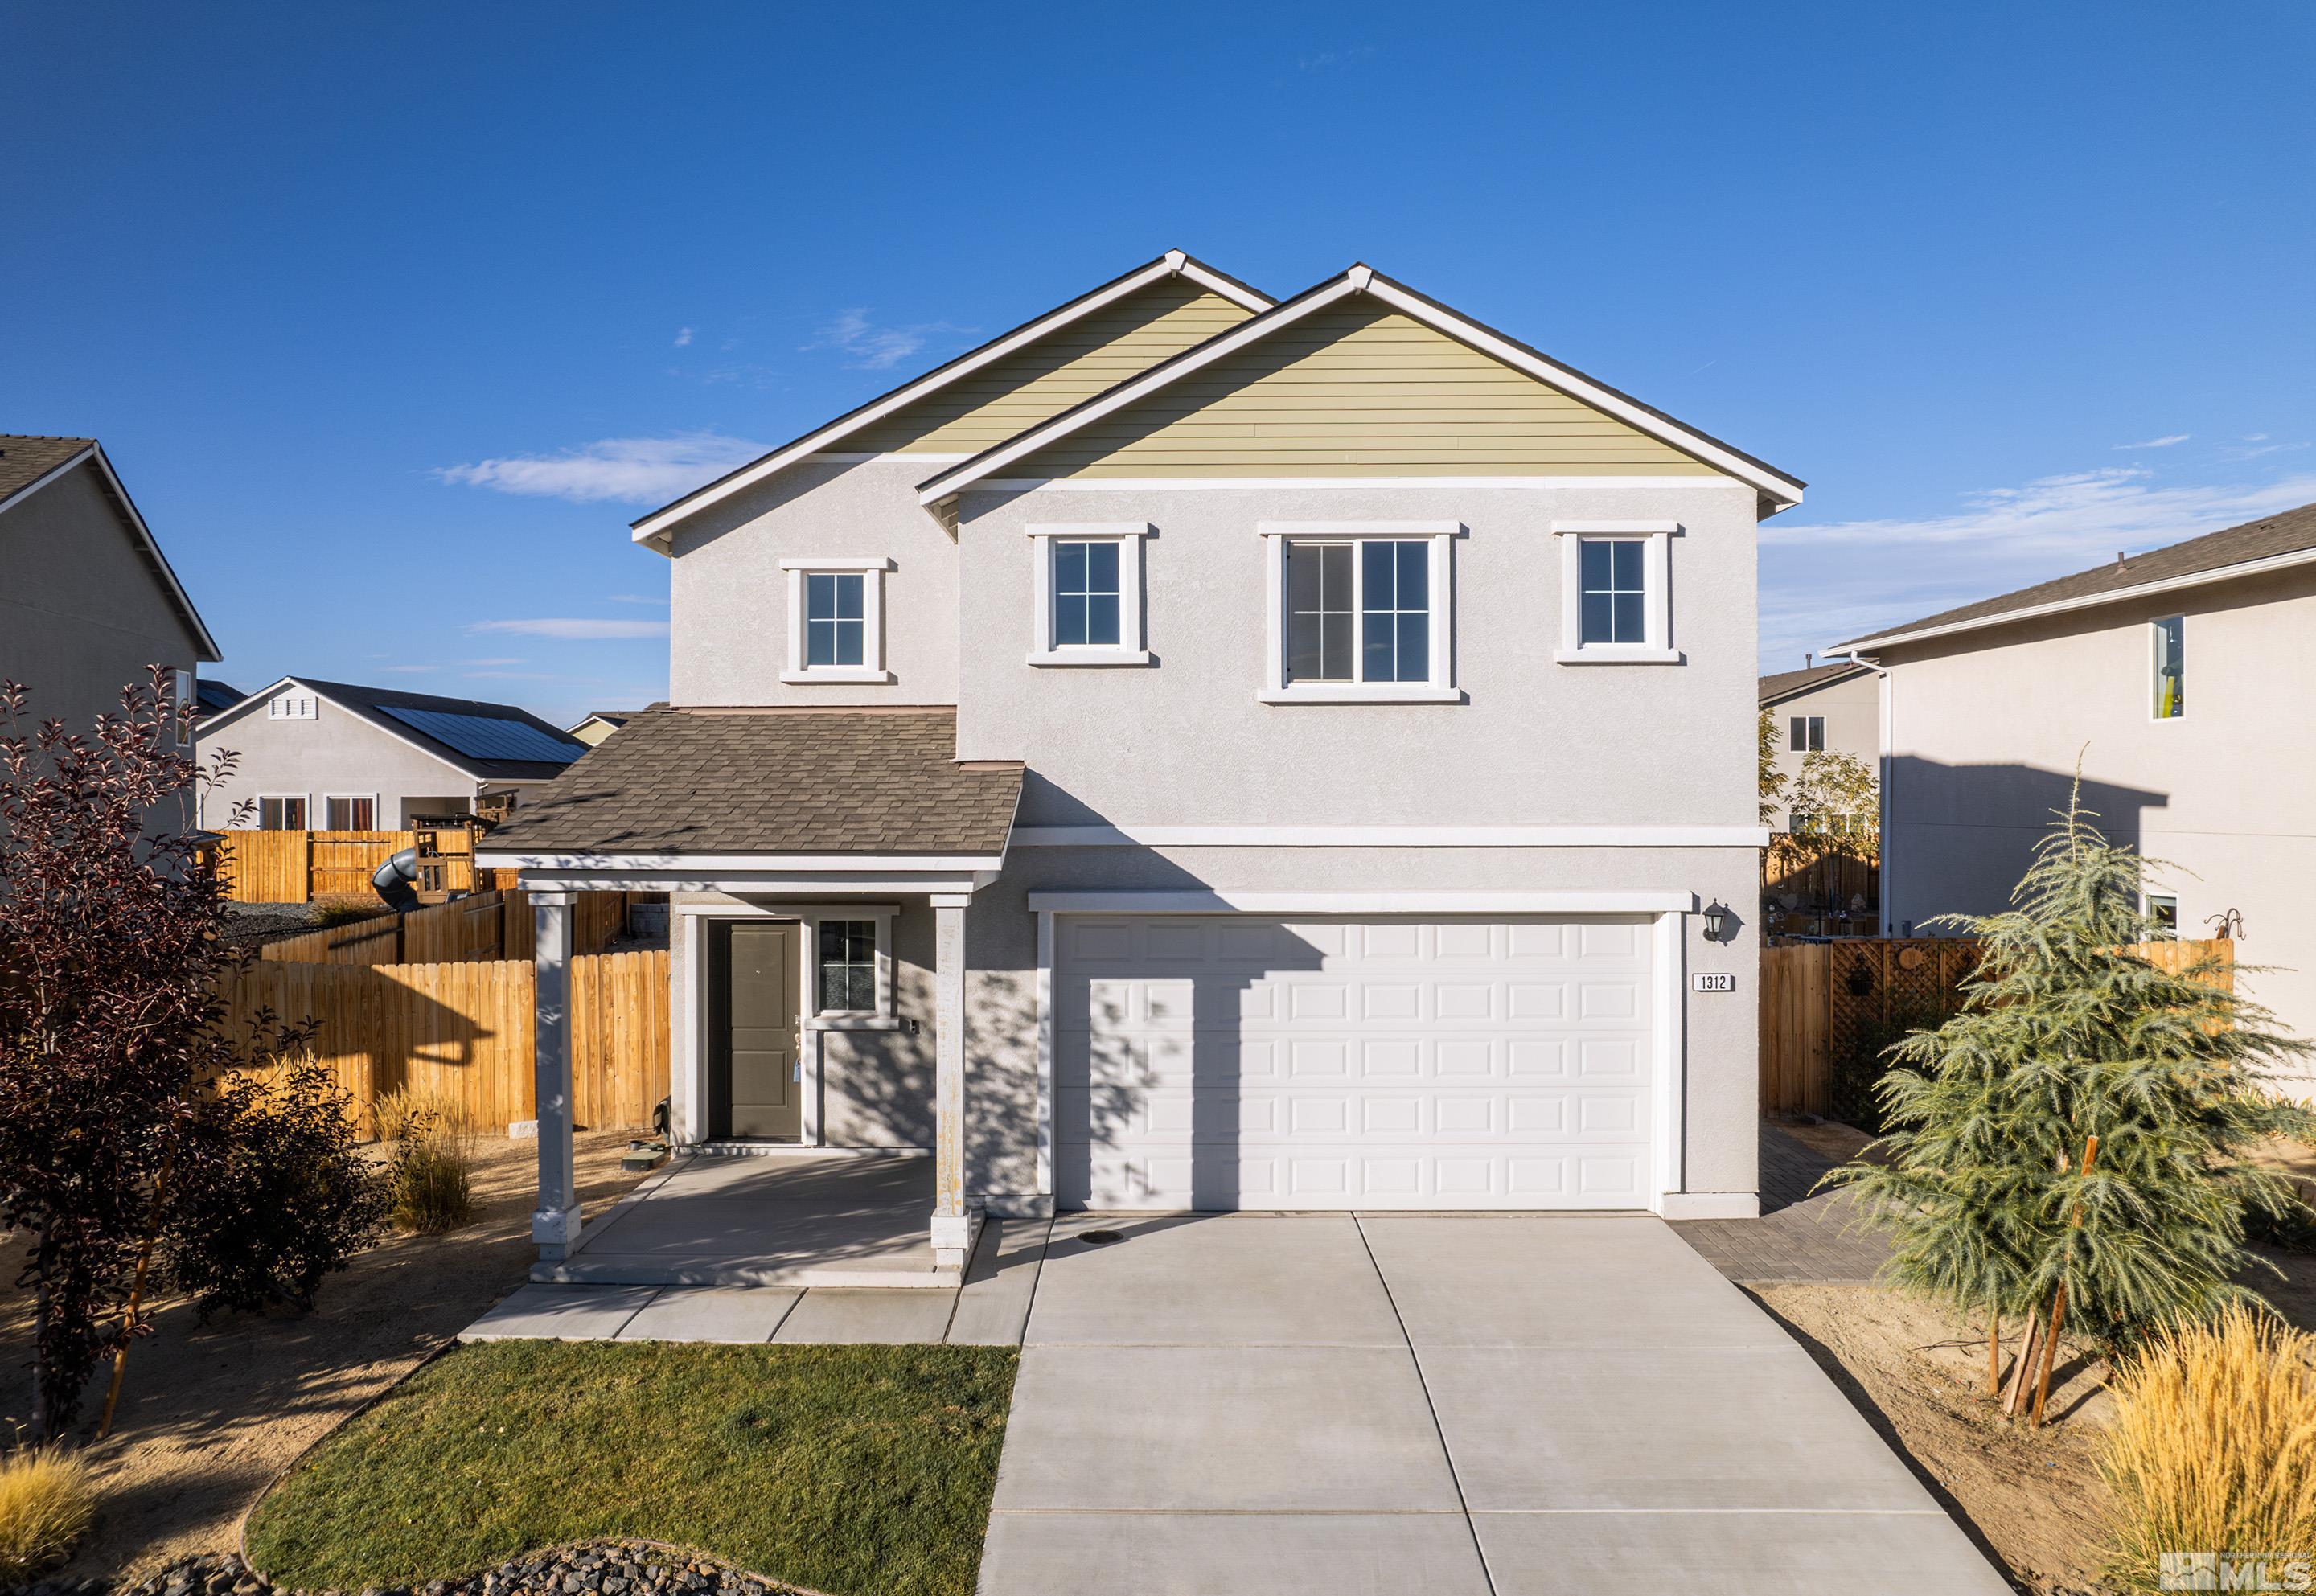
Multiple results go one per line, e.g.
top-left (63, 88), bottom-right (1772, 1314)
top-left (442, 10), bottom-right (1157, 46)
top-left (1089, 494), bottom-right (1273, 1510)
top-left (979, 1212), bottom-right (2010, 1596)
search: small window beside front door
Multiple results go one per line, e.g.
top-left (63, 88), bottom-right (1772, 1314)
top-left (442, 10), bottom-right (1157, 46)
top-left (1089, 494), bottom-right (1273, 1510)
top-left (817, 919), bottom-right (877, 1013)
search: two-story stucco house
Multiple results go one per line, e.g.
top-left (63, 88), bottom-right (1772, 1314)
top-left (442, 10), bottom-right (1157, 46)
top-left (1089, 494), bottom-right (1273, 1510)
top-left (1829, 502), bottom-right (2316, 1089)
top-left (0, 435), bottom-right (221, 812)
top-left (480, 253), bottom-right (1805, 1277)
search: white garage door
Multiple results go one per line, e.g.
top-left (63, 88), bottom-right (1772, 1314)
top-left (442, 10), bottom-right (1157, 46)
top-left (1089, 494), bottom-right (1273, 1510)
top-left (1054, 914), bottom-right (1656, 1211)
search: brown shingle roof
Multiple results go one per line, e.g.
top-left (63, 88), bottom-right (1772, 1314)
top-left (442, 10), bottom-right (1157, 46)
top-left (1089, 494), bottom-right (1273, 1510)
top-left (0, 436), bottom-right (96, 503)
top-left (478, 707), bottom-right (1020, 857)
top-left (1758, 662), bottom-right (1870, 704)
top-left (1840, 501), bottom-right (2316, 647)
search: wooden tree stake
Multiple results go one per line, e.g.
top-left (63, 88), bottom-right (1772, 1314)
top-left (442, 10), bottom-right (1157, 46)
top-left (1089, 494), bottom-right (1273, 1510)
top-left (2031, 1134), bottom-right (2100, 1429)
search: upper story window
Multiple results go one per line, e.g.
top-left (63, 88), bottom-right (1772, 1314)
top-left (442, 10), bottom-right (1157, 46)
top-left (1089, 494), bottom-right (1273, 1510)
top-left (269, 691), bottom-right (318, 720)
top-left (1027, 523), bottom-right (1149, 665)
top-left (780, 557), bottom-right (893, 684)
top-left (1258, 522), bottom-right (1460, 703)
top-left (1789, 716), bottom-right (1825, 752)
top-left (1553, 522), bottom-right (1681, 665)
top-left (2151, 615), bottom-right (2184, 719)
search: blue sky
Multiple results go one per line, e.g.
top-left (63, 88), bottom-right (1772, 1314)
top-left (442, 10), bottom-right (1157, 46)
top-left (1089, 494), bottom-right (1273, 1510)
top-left (7, 2), bottom-right (2313, 724)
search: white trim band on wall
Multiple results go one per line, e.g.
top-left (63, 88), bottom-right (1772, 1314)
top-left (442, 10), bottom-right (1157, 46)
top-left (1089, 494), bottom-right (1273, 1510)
top-left (1010, 825), bottom-right (1771, 848)
top-left (1025, 889), bottom-right (1700, 915)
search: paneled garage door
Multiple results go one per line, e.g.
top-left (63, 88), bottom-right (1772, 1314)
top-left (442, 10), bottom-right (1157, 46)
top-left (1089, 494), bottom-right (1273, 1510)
top-left (1053, 914), bottom-right (1656, 1211)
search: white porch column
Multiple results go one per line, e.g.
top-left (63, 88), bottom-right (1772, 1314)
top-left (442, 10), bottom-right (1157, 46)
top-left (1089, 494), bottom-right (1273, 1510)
top-left (930, 892), bottom-right (973, 1268)
top-left (531, 887), bottom-right (581, 1260)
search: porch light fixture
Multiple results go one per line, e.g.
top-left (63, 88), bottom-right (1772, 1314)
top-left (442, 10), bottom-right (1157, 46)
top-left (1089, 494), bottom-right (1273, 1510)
top-left (1701, 901), bottom-right (1731, 942)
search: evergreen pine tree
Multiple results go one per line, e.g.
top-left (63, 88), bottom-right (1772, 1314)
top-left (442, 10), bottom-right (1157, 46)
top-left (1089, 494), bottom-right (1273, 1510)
top-left (1829, 790), bottom-right (2316, 1368)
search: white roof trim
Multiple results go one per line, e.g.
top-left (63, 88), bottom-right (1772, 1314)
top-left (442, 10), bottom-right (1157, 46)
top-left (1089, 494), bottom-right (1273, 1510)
top-left (918, 269), bottom-right (1805, 510)
top-left (476, 850), bottom-right (1008, 872)
top-left (199, 675), bottom-right (513, 783)
top-left (1830, 542), bottom-right (2316, 656)
top-left (628, 252), bottom-right (1274, 551)
top-left (1024, 889), bottom-right (1698, 915)
top-left (1, 442), bottom-right (224, 661)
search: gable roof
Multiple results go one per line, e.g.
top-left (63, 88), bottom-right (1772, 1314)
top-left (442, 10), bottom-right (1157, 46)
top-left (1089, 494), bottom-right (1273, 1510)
top-left (475, 707), bottom-right (1021, 860)
top-left (1833, 500), bottom-right (2316, 654)
top-left (0, 435), bottom-right (222, 661)
top-left (201, 675), bottom-right (589, 782)
top-left (569, 710), bottom-right (633, 732)
top-left (914, 265), bottom-right (1806, 513)
top-left (628, 251), bottom-right (1274, 552)
top-left (1759, 662), bottom-right (1871, 705)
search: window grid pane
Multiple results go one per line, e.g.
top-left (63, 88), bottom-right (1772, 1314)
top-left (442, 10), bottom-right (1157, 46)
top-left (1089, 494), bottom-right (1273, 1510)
top-left (1286, 541), bottom-right (1355, 683)
top-left (818, 919), bottom-right (877, 1011)
top-left (1053, 540), bottom-right (1123, 648)
top-left (1579, 538), bottom-right (1649, 646)
top-left (1358, 539), bottom-right (1431, 683)
top-left (805, 573), bottom-right (866, 667)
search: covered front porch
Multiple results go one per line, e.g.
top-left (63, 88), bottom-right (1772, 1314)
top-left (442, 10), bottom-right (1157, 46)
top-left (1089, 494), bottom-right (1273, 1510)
top-left (472, 706), bottom-right (1027, 1290)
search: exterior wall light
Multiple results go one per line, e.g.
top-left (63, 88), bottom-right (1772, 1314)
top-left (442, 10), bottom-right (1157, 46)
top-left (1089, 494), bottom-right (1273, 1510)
top-left (1702, 901), bottom-right (1731, 942)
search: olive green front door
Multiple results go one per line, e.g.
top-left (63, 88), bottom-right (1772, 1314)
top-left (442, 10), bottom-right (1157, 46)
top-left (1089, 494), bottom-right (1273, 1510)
top-left (708, 920), bottom-right (802, 1140)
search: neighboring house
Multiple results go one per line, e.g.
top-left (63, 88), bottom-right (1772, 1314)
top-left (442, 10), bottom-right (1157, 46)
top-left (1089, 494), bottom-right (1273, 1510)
top-left (0, 436), bottom-right (221, 814)
top-left (197, 677), bottom-right (589, 831)
top-left (482, 251), bottom-right (1805, 1274)
top-left (1757, 660), bottom-right (1879, 830)
top-left (1829, 500), bottom-right (2316, 1081)
top-left (194, 677), bottom-right (244, 720)
top-left (566, 710), bottom-right (633, 746)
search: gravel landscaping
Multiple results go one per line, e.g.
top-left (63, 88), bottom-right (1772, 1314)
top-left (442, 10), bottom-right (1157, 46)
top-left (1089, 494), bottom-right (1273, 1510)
top-left (51, 1541), bottom-right (807, 1596)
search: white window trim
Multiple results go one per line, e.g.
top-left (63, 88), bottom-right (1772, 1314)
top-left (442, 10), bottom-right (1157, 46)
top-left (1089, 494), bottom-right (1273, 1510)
top-left (1788, 716), bottom-right (1825, 753)
top-left (780, 556), bottom-right (894, 684)
top-left (2143, 892), bottom-right (2180, 937)
top-left (1025, 523), bottom-right (1151, 666)
top-left (1553, 521), bottom-right (1682, 664)
top-left (1256, 521), bottom-right (1462, 704)
top-left (784, 905), bottom-right (901, 1031)
top-left (2150, 613), bottom-right (2185, 723)
top-left (322, 792), bottom-right (381, 831)
top-left (257, 792), bottom-right (311, 830)
top-left (169, 667), bottom-right (196, 746)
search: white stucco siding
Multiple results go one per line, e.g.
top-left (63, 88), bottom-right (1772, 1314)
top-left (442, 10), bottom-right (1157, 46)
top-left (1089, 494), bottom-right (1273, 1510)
top-left (197, 700), bottom-right (482, 831)
top-left (1879, 564), bottom-right (2316, 1087)
top-left (951, 478), bottom-right (1764, 829)
top-left (667, 458), bottom-right (959, 706)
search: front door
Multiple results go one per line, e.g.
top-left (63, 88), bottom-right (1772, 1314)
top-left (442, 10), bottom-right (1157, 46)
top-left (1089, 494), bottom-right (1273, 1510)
top-left (708, 920), bottom-right (802, 1140)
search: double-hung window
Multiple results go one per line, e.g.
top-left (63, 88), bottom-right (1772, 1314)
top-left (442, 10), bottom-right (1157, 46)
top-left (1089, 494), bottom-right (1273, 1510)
top-left (780, 557), bottom-right (892, 683)
top-left (1554, 522), bottom-right (1681, 663)
top-left (1259, 523), bottom-right (1459, 702)
top-left (1027, 523), bottom-right (1149, 664)
top-left (2151, 616), bottom-right (2184, 720)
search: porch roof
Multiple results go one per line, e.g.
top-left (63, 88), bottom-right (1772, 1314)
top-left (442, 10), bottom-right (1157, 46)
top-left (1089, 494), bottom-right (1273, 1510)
top-left (475, 706), bottom-right (1022, 860)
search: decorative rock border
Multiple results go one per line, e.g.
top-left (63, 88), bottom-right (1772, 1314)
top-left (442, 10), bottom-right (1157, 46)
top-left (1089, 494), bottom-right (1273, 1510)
top-left (90, 1542), bottom-right (805, 1596)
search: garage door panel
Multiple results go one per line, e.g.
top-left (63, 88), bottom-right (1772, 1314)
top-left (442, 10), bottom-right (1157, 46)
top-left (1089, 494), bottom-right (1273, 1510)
top-left (1054, 915), bottom-right (1654, 1212)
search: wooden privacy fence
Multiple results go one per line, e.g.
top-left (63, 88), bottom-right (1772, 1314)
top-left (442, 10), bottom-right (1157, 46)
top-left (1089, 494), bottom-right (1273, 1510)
top-left (1760, 936), bottom-right (2235, 1126)
top-left (1761, 832), bottom-right (1880, 940)
top-left (216, 948), bottom-right (670, 1135)
top-left (216, 827), bottom-right (493, 902)
top-left (257, 889), bottom-right (631, 966)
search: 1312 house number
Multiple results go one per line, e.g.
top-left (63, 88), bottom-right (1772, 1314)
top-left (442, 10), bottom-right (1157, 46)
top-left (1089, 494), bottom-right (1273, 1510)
top-left (1691, 972), bottom-right (1738, 992)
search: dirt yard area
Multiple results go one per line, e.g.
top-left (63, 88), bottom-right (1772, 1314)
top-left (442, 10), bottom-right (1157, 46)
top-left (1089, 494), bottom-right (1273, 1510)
top-left (0, 1130), bottom-right (649, 1586)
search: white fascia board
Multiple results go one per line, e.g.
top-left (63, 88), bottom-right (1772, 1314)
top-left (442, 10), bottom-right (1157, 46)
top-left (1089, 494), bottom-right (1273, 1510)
top-left (973, 475), bottom-right (1750, 494)
top-left (1025, 889), bottom-right (1700, 915)
top-left (1011, 825), bottom-right (1769, 848)
top-left (499, 869), bottom-right (998, 895)
top-left (917, 277), bottom-right (1369, 503)
top-left (1830, 543), bottom-right (2316, 656)
top-left (203, 675), bottom-right (507, 782)
top-left (5, 444), bottom-right (225, 661)
top-left (630, 254), bottom-right (1274, 550)
top-left (1358, 278), bottom-right (1805, 510)
top-left (475, 851), bottom-right (1008, 872)
top-left (196, 674), bottom-right (302, 736)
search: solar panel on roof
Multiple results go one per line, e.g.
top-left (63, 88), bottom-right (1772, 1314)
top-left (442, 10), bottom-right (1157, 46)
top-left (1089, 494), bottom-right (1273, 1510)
top-left (381, 706), bottom-right (585, 765)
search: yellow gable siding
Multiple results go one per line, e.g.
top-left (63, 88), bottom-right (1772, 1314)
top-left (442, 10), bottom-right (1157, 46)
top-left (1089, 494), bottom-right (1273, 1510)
top-left (1006, 301), bottom-right (1721, 478)
top-left (846, 277), bottom-right (1256, 453)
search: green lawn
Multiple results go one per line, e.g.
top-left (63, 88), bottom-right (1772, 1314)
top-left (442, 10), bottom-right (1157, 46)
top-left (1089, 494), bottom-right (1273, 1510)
top-left (244, 1340), bottom-right (1018, 1596)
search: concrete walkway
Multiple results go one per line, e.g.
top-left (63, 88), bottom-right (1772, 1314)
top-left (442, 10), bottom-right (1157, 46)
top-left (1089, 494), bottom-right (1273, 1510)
top-left (1673, 1120), bottom-right (1896, 1284)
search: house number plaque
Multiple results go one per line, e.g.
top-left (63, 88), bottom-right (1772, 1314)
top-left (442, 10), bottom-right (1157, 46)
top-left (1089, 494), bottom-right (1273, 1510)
top-left (1691, 972), bottom-right (1738, 992)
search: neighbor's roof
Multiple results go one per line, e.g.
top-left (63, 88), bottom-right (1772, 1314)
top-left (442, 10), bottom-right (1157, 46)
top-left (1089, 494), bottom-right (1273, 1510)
top-left (628, 250), bottom-right (1274, 550)
top-left (1834, 501), bottom-right (2316, 654)
top-left (915, 264), bottom-right (1806, 511)
top-left (0, 435), bottom-right (222, 661)
top-left (200, 676), bottom-right (589, 782)
top-left (570, 709), bottom-right (633, 730)
top-left (194, 678), bottom-right (244, 713)
top-left (1758, 662), bottom-right (1870, 705)
top-left (476, 707), bottom-right (1022, 859)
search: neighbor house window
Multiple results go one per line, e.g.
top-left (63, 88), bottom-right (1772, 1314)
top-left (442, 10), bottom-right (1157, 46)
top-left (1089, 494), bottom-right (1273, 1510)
top-left (780, 557), bottom-right (891, 683)
top-left (2152, 615), bottom-right (2184, 719)
top-left (1554, 521), bottom-right (1680, 663)
top-left (817, 919), bottom-right (877, 1013)
top-left (1789, 716), bottom-right (1825, 752)
top-left (1258, 522), bottom-right (1458, 702)
top-left (268, 691), bottom-right (317, 720)
top-left (325, 795), bottom-right (376, 831)
top-left (2145, 893), bottom-right (2178, 937)
top-left (1026, 523), bottom-right (1149, 664)
top-left (258, 795), bottom-right (308, 830)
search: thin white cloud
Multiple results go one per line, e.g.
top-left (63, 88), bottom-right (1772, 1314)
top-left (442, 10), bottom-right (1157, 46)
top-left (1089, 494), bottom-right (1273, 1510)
top-left (673, 326), bottom-right (693, 347)
top-left (377, 655), bottom-right (528, 675)
top-left (433, 431), bottom-right (766, 505)
top-left (467, 618), bottom-right (671, 641)
top-left (804, 308), bottom-right (974, 371)
top-left (2113, 433), bottom-right (2190, 449)
top-left (2228, 441), bottom-right (2307, 460)
top-left (607, 593), bottom-right (671, 606)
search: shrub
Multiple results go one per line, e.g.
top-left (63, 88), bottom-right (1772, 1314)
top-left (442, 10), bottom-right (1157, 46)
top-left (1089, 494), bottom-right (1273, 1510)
top-left (2101, 1304), bottom-right (2316, 1590)
top-left (390, 1121), bottom-right (476, 1234)
top-left (311, 900), bottom-right (383, 928)
top-left (373, 1086), bottom-right (468, 1143)
top-left (0, 1446), bottom-right (96, 1579)
top-left (163, 1052), bottom-right (389, 1316)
